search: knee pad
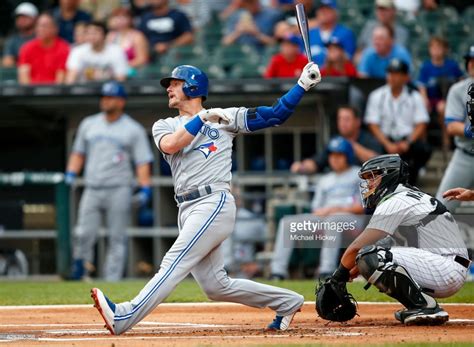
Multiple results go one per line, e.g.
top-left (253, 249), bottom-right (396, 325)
top-left (356, 245), bottom-right (435, 309)
top-left (356, 245), bottom-right (393, 283)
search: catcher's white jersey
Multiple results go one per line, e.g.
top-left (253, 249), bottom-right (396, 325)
top-left (368, 184), bottom-right (468, 258)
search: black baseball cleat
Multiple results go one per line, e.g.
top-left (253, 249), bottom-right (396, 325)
top-left (394, 305), bottom-right (449, 325)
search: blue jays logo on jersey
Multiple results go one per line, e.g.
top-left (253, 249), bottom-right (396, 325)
top-left (194, 142), bottom-right (218, 159)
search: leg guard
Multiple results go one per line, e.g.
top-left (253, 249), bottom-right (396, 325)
top-left (356, 245), bottom-right (437, 310)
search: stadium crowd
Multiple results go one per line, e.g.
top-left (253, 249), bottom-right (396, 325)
top-left (1, 0), bottom-right (472, 280)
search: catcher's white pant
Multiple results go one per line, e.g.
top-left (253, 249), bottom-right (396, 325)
top-left (113, 191), bottom-right (303, 334)
top-left (390, 247), bottom-right (468, 298)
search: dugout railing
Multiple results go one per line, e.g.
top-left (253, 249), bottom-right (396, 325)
top-left (0, 172), bottom-right (70, 277)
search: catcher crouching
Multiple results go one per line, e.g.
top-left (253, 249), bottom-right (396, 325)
top-left (316, 154), bottom-right (470, 325)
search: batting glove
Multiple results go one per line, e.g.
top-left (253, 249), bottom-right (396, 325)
top-left (464, 122), bottom-right (473, 139)
top-left (133, 186), bottom-right (152, 207)
top-left (198, 108), bottom-right (233, 125)
top-left (298, 62), bottom-right (321, 91)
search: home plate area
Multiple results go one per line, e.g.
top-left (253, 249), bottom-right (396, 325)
top-left (0, 302), bottom-right (473, 346)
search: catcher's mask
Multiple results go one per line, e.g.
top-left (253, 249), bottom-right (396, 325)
top-left (358, 154), bottom-right (409, 209)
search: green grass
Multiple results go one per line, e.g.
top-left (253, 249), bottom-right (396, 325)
top-left (1, 279), bottom-right (473, 306)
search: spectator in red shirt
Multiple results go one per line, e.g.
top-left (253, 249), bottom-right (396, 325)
top-left (264, 35), bottom-right (307, 78)
top-left (18, 13), bottom-right (70, 85)
top-left (320, 37), bottom-right (358, 77)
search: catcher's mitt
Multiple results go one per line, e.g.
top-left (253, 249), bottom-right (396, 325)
top-left (315, 277), bottom-right (357, 322)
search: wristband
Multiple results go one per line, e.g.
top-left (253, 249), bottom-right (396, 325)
top-left (65, 171), bottom-right (77, 185)
top-left (184, 115), bottom-right (204, 136)
top-left (332, 264), bottom-right (350, 283)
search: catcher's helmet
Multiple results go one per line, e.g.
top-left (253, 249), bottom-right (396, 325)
top-left (160, 65), bottom-right (209, 101)
top-left (463, 45), bottom-right (474, 70)
top-left (327, 136), bottom-right (355, 165)
top-left (358, 154), bottom-right (409, 209)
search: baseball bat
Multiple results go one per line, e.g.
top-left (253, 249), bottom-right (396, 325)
top-left (295, 3), bottom-right (317, 79)
top-left (295, 3), bottom-right (312, 63)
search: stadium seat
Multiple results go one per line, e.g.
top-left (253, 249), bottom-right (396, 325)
top-left (462, 5), bottom-right (474, 23)
top-left (212, 44), bottom-right (260, 73)
top-left (0, 67), bottom-right (17, 83)
top-left (161, 45), bottom-right (206, 68)
top-left (260, 44), bottom-right (280, 66)
top-left (229, 61), bottom-right (265, 78)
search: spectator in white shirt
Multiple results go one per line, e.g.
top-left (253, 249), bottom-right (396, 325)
top-left (66, 21), bottom-right (129, 84)
top-left (364, 58), bottom-right (431, 185)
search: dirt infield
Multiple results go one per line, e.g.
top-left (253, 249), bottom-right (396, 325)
top-left (0, 302), bottom-right (473, 346)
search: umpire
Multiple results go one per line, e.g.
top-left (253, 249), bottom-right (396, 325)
top-left (66, 81), bottom-right (154, 281)
top-left (436, 45), bottom-right (474, 212)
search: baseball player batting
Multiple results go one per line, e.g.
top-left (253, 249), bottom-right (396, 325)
top-left (91, 62), bottom-right (321, 334)
top-left (318, 154), bottom-right (470, 325)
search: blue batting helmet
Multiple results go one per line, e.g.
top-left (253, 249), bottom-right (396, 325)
top-left (160, 65), bottom-right (209, 101)
top-left (327, 136), bottom-right (355, 164)
top-left (101, 81), bottom-right (127, 98)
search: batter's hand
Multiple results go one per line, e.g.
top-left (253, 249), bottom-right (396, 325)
top-left (298, 62), bottom-right (321, 91)
top-left (442, 187), bottom-right (474, 201)
top-left (198, 108), bottom-right (233, 125)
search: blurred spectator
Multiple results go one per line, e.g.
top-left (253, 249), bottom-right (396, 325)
top-left (320, 37), bottom-right (358, 77)
top-left (138, 0), bottom-right (193, 58)
top-left (2, 2), bottom-right (37, 68)
top-left (107, 8), bottom-right (149, 72)
top-left (394, 0), bottom-right (420, 20)
top-left (80, 0), bottom-right (125, 22)
top-left (357, 0), bottom-right (409, 52)
top-left (270, 137), bottom-right (364, 280)
top-left (222, 188), bottom-right (267, 279)
top-left (66, 21), bottom-right (129, 83)
top-left (418, 36), bottom-right (463, 151)
top-left (52, 0), bottom-right (92, 44)
top-left (358, 24), bottom-right (411, 79)
top-left (73, 21), bottom-right (88, 46)
top-left (365, 58), bottom-right (431, 185)
top-left (307, 0), bottom-right (356, 66)
top-left (222, 0), bottom-right (283, 51)
top-left (18, 13), bottom-right (70, 85)
top-left (291, 105), bottom-right (382, 174)
top-left (264, 34), bottom-right (307, 78)
top-left (171, 0), bottom-right (211, 30)
top-left (274, 0), bottom-right (318, 39)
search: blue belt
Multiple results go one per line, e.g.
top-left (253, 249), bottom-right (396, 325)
top-left (176, 185), bottom-right (212, 203)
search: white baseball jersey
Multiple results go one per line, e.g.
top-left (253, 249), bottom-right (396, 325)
top-left (152, 107), bottom-right (249, 195)
top-left (311, 166), bottom-right (362, 210)
top-left (66, 43), bottom-right (129, 82)
top-left (364, 85), bottom-right (429, 140)
top-left (367, 184), bottom-right (468, 258)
